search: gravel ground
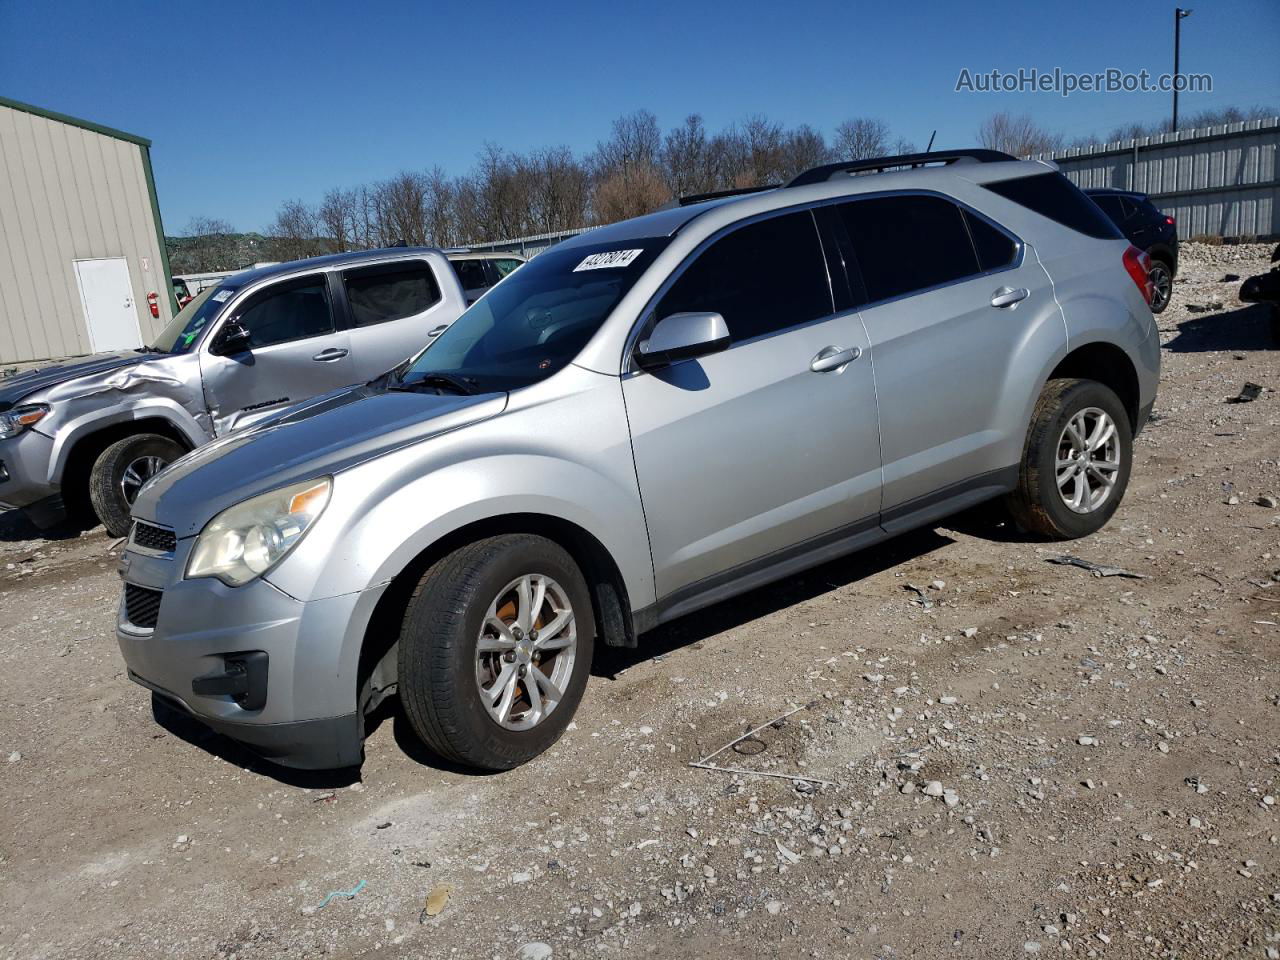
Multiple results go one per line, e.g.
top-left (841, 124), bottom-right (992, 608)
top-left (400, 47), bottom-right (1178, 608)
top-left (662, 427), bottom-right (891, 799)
top-left (2, 242), bottom-right (1279, 960)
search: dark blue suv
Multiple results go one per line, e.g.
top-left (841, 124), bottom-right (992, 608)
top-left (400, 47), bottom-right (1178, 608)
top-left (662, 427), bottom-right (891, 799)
top-left (1086, 189), bottom-right (1179, 314)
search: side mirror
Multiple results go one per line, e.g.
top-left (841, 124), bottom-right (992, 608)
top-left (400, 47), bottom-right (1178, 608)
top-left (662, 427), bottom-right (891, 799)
top-left (212, 321), bottom-right (252, 356)
top-left (635, 312), bottom-right (730, 370)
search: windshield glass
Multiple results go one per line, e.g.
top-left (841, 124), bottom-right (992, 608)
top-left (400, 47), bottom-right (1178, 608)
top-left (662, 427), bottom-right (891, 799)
top-left (399, 239), bottom-right (669, 392)
top-left (150, 284), bottom-right (237, 353)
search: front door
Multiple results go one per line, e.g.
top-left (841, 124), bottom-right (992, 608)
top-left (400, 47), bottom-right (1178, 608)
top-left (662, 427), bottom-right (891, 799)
top-left (622, 209), bottom-right (883, 600)
top-left (74, 257), bottom-right (142, 352)
top-left (199, 273), bottom-right (355, 434)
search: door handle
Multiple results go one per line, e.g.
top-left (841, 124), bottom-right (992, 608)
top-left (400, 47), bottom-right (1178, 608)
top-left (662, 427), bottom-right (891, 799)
top-left (990, 286), bottom-right (1030, 308)
top-left (312, 348), bottom-right (349, 362)
top-left (810, 345), bottom-right (861, 373)
top-left (427, 325), bottom-right (449, 338)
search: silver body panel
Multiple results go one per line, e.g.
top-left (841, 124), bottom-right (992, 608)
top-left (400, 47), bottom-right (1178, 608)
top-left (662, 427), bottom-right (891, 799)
top-left (112, 159), bottom-right (1162, 768)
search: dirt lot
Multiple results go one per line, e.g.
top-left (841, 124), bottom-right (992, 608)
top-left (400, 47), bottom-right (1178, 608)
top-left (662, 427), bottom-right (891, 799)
top-left (2, 243), bottom-right (1278, 960)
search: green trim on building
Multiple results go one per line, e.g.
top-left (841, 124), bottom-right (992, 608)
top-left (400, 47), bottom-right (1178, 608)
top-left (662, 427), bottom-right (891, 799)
top-left (1, 94), bottom-right (177, 314)
top-left (0, 94), bottom-right (152, 147)
top-left (141, 145), bottom-right (179, 314)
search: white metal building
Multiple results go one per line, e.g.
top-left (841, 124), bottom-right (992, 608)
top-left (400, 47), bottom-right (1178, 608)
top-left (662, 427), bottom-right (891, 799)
top-left (0, 96), bottom-right (176, 365)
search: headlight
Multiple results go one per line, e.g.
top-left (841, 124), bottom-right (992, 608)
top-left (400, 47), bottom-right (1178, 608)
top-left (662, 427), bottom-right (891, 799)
top-left (186, 478), bottom-right (331, 586)
top-left (0, 404), bottom-right (50, 439)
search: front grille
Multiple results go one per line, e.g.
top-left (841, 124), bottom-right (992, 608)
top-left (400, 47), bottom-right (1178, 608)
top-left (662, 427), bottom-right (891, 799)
top-left (131, 521), bottom-right (176, 553)
top-left (124, 583), bottom-right (163, 629)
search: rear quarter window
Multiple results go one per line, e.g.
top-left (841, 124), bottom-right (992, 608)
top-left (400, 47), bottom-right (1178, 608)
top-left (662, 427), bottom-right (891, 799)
top-left (984, 173), bottom-right (1123, 240)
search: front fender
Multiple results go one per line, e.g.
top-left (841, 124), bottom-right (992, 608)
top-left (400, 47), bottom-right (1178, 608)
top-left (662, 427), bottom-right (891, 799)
top-left (46, 399), bottom-right (212, 485)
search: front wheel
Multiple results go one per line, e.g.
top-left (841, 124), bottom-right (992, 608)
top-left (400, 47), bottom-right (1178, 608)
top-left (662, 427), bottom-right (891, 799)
top-left (89, 434), bottom-right (185, 537)
top-left (1006, 378), bottom-right (1133, 539)
top-left (397, 534), bottom-right (594, 770)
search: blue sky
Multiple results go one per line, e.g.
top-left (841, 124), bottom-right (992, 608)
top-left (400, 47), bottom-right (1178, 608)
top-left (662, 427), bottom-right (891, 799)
top-left (2, 0), bottom-right (1277, 233)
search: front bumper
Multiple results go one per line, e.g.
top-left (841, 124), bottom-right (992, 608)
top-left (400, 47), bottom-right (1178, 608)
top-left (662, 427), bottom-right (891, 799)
top-left (115, 539), bottom-right (386, 770)
top-left (0, 429), bottom-right (61, 520)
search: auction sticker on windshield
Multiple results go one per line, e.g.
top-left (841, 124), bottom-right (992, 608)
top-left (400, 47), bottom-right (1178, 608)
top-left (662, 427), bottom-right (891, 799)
top-left (573, 249), bottom-right (643, 272)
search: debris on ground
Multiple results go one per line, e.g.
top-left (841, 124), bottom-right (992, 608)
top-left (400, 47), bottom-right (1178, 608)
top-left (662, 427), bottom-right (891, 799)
top-left (1044, 555), bottom-right (1147, 579)
top-left (420, 884), bottom-right (451, 921)
top-left (307, 880), bottom-right (366, 913)
top-left (1227, 382), bottom-right (1264, 404)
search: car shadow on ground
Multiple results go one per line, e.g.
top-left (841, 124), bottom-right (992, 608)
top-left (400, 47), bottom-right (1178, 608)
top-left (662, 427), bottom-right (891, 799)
top-left (0, 507), bottom-right (94, 543)
top-left (152, 501), bottom-right (1030, 783)
top-left (1164, 302), bottom-right (1279, 353)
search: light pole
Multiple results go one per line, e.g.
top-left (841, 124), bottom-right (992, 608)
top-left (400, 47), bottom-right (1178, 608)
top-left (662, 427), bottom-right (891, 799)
top-left (1172, 7), bottom-right (1193, 132)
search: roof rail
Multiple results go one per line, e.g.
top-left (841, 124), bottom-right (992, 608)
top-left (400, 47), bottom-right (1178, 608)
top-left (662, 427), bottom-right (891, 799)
top-left (786, 149), bottom-right (1018, 187)
top-left (677, 184), bottom-right (778, 206)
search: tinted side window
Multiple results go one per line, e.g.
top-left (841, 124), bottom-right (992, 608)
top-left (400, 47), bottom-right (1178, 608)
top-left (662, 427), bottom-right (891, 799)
top-left (234, 278), bottom-right (333, 348)
top-left (983, 173), bottom-right (1123, 240)
top-left (964, 210), bottom-right (1018, 271)
top-left (451, 259), bottom-right (489, 291)
top-left (837, 195), bottom-right (979, 302)
top-left (343, 262), bottom-right (441, 328)
top-left (655, 210), bottom-right (832, 343)
top-left (1090, 195), bottom-right (1125, 223)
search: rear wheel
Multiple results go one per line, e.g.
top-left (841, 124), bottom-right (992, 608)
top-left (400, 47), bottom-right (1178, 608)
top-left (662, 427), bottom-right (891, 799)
top-left (88, 434), bottom-right (184, 537)
top-left (1148, 259), bottom-right (1173, 314)
top-left (1006, 378), bottom-right (1132, 539)
top-left (397, 534), bottom-right (594, 770)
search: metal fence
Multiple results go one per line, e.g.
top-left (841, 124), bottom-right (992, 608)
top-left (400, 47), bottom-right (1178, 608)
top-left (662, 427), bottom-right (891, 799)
top-left (463, 227), bottom-right (588, 259)
top-left (1032, 116), bottom-right (1279, 240)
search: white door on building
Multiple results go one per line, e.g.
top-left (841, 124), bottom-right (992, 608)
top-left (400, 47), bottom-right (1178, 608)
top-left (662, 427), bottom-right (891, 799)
top-left (74, 257), bottom-right (142, 353)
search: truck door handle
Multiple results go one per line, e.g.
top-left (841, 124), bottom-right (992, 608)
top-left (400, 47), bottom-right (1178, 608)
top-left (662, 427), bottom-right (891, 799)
top-left (312, 348), bottom-right (348, 362)
top-left (990, 286), bottom-right (1030, 308)
top-left (427, 325), bottom-right (449, 338)
top-left (810, 345), bottom-right (861, 373)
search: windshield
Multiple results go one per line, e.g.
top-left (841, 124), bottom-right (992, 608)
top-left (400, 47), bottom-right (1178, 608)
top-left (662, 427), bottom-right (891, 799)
top-left (399, 239), bottom-right (669, 392)
top-left (150, 284), bottom-right (237, 353)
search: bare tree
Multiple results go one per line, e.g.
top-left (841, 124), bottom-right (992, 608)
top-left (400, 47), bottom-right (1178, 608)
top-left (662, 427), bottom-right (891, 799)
top-left (591, 165), bottom-right (670, 224)
top-left (662, 114), bottom-right (716, 197)
top-left (268, 199), bottom-right (322, 262)
top-left (317, 188), bottom-right (359, 253)
top-left (526, 146), bottom-right (589, 234)
top-left (175, 216), bottom-right (238, 273)
top-left (779, 124), bottom-right (829, 181)
top-left (832, 118), bottom-right (890, 161)
top-left (977, 112), bottom-right (1063, 157)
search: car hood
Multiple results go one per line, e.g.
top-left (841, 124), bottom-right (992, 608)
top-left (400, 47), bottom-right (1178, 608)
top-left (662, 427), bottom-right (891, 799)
top-left (0, 351), bottom-right (156, 409)
top-left (134, 385), bottom-right (508, 537)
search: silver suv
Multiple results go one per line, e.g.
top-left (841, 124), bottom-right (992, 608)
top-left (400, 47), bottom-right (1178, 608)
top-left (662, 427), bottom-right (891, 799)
top-left (115, 150), bottom-right (1160, 772)
top-left (0, 248), bottom-right (473, 536)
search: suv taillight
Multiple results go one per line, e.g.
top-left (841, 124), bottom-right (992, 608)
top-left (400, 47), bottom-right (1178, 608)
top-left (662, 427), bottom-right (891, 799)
top-left (1164, 215), bottom-right (1175, 226)
top-left (1123, 245), bottom-right (1153, 305)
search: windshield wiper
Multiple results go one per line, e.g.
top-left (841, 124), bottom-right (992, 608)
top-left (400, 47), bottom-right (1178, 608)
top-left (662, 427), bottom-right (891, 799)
top-left (135, 345), bottom-right (166, 354)
top-left (393, 372), bottom-right (477, 396)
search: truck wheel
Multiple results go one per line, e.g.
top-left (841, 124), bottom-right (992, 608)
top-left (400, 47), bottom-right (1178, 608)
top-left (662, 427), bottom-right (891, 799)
top-left (89, 434), bottom-right (185, 537)
top-left (1148, 259), bottom-right (1173, 314)
top-left (1006, 378), bottom-right (1133, 540)
top-left (398, 534), bottom-right (594, 770)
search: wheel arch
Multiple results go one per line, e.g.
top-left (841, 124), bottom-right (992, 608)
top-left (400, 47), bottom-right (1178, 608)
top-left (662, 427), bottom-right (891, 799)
top-left (355, 511), bottom-right (638, 716)
top-left (1045, 341), bottom-right (1141, 431)
top-left (55, 415), bottom-right (200, 513)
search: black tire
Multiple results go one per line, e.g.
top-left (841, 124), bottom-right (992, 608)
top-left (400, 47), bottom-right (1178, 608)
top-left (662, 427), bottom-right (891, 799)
top-left (1148, 259), bottom-right (1173, 314)
top-left (1006, 378), bottom-right (1133, 540)
top-left (398, 534), bottom-right (594, 770)
top-left (88, 433), bottom-right (185, 537)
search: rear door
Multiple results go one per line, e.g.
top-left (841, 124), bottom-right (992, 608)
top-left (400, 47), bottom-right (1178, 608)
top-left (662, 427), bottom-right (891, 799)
top-left (199, 273), bottom-right (355, 433)
top-left (833, 193), bottom-right (1061, 520)
top-left (338, 258), bottom-right (453, 380)
top-left (622, 208), bottom-right (882, 600)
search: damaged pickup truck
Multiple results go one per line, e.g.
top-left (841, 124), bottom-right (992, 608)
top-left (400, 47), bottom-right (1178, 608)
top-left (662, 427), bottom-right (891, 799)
top-left (0, 248), bottom-right (470, 536)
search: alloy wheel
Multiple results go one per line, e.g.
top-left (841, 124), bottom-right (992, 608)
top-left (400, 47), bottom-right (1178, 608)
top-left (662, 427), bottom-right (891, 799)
top-left (475, 574), bottom-right (577, 731)
top-left (1149, 262), bottom-right (1172, 312)
top-left (1056, 407), bottom-right (1122, 514)
top-left (120, 455), bottom-right (168, 505)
